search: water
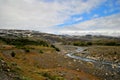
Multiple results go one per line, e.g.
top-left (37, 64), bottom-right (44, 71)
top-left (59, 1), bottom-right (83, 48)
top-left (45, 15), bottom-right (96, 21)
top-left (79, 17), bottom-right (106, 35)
top-left (66, 47), bottom-right (120, 69)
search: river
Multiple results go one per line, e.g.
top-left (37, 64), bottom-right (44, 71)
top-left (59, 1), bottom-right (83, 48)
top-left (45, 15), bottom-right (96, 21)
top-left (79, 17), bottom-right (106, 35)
top-left (66, 47), bottom-right (120, 79)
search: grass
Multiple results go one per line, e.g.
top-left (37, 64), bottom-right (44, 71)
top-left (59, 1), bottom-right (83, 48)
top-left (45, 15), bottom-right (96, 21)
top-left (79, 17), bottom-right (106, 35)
top-left (39, 72), bottom-right (65, 80)
top-left (18, 76), bottom-right (33, 80)
top-left (39, 50), bottom-right (43, 54)
top-left (87, 46), bottom-right (120, 62)
top-left (0, 42), bottom-right (100, 80)
top-left (0, 44), bottom-right (59, 80)
top-left (72, 39), bottom-right (120, 46)
top-left (0, 37), bottom-right (49, 47)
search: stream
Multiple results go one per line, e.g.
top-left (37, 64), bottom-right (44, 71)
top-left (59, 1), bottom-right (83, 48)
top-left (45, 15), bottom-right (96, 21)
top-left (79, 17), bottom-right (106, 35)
top-left (66, 47), bottom-right (120, 74)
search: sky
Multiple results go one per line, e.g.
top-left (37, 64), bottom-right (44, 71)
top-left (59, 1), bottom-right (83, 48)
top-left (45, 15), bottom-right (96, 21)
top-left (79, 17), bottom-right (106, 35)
top-left (0, 0), bottom-right (120, 36)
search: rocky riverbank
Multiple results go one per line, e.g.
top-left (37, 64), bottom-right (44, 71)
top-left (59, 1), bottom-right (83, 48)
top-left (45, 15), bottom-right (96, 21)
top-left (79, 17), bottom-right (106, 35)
top-left (65, 45), bottom-right (120, 80)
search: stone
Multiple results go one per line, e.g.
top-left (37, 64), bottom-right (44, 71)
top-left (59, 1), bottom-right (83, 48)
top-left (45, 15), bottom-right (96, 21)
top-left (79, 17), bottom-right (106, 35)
top-left (105, 73), bottom-right (108, 75)
top-left (73, 59), bottom-right (76, 62)
top-left (7, 69), bottom-right (10, 72)
top-left (87, 62), bottom-right (94, 68)
top-left (111, 64), bottom-right (117, 69)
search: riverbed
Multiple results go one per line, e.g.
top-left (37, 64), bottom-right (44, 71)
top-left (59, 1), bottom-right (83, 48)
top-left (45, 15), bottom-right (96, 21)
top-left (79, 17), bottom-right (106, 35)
top-left (66, 47), bottom-right (120, 80)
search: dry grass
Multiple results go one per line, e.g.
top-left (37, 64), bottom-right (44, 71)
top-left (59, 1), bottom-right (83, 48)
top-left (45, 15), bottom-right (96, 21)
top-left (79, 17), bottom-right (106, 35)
top-left (0, 44), bottom-right (100, 80)
top-left (87, 46), bottom-right (120, 62)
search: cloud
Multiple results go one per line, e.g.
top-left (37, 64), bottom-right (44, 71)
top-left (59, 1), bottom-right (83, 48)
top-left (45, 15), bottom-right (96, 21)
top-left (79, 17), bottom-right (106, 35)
top-left (0, 0), bottom-right (105, 30)
top-left (58, 30), bottom-right (120, 37)
top-left (93, 14), bottom-right (99, 18)
top-left (0, 0), bottom-right (119, 36)
top-left (58, 13), bottom-right (120, 36)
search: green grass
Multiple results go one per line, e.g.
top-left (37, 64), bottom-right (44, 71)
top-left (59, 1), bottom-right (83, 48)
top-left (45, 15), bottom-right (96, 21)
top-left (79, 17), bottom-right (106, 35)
top-left (0, 37), bottom-right (49, 47)
top-left (38, 72), bottom-right (65, 80)
top-left (73, 40), bottom-right (120, 46)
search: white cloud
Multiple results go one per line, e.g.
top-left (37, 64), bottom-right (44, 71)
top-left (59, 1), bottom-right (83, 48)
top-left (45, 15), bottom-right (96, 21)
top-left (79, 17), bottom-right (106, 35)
top-left (59, 30), bottom-right (120, 37)
top-left (93, 14), bottom-right (99, 18)
top-left (0, 0), bottom-right (119, 36)
top-left (58, 14), bottom-right (120, 36)
top-left (0, 0), bottom-right (105, 31)
top-left (74, 17), bottom-right (83, 21)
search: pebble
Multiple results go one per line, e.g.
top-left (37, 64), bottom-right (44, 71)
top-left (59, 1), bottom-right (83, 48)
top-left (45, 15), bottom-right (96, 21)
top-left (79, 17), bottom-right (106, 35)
top-left (73, 59), bottom-right (76, 62)
top-left (105, 73), bottom-right (108, 75)
top-left (76, 68), bottom-right (79, 71)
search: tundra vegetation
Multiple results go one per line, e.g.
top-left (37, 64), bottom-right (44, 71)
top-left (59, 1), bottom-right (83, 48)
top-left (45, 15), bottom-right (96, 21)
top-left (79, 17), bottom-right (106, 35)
top-left (0, 34), bottom-right (120, 80)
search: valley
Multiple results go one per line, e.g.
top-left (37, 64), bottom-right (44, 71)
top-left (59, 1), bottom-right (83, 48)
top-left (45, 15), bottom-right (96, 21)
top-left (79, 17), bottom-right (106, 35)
top-left (0, 29), bottom-right (120, 80)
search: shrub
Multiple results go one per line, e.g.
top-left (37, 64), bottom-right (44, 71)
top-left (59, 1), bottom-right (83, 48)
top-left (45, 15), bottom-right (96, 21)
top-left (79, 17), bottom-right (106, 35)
top-left (51, 45), bottom-right (60, 52)
top-left (40, 72), bottom-right (65, 80)
top-left (55, 47), bottom-right (60, 52)
top-left (105, 42), bottom-right (116, 46)
top-left (73, 42), bottom-right (87, 46)
top-left (24, 49), bottom-right (30, 53)
top-left (18, 76), bottom-right (33, 80)
top-left (11, 51), bottom-right (16, 57)
top-left (51, 45), bottom-right (56, 48)
top-left (39, 50), bottom-right (43, 54)
top-left (0, 37), bottom-right (49, 47)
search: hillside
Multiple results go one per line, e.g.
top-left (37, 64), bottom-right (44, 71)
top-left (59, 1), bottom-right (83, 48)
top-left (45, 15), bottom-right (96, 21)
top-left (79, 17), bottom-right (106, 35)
top-left (0, 29), bottom-right (120, 80)
top-left (0, 38), bottom-right (99, 80)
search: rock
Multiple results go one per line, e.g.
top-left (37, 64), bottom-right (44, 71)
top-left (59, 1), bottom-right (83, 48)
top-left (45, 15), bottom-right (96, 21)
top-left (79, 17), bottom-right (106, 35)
top-left (111, 64), bottom-right (117, 69)
top-left (1, 60), bottom-right (5, 63)
top-left (78, 60), bottom-right (82, 63)
top-left (87, 62), bottom-right (94, 68)
top-left (113, 56), bottom-right (117, 60)
top-left (57, 64), bottom-right (61, 67)
top-left (115, 60), bottom-right (119, 63)
top-left (58, 72), bottom-right (66, 77)
top-left (73, 59), bottom-right (76, 62)
top-left (7, 69), bottom-right (10, 72)
top-left (105, 73), bottom-right (108, 75)
top-left (76, 68), bottom-right (79, 71)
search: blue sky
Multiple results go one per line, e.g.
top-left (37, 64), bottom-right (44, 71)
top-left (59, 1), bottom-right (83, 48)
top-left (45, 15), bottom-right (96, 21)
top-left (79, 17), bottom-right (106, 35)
top-left (0, 0), bottom-right (120, 36)
top-left (56, 0), bottom-right (120, 27)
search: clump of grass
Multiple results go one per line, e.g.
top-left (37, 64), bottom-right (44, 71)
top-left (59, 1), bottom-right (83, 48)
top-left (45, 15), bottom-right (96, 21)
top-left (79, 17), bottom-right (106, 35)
top-left (39, 50), bottom-right (43, 54)
top-left (21, 47), bottom-right (30, 53)
top-left (0, 57), bottom-right (3, 60)
top-left (25, 49), bottom-right (30, 53)
top-left (17, 76), bottom-right (33, 80)
top-left (38, 72), bottom-right (65, 80)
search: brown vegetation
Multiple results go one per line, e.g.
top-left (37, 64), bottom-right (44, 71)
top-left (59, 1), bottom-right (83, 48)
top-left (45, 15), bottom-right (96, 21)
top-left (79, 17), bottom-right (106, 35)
top-left (0, 44), bottom-right (99, 80)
